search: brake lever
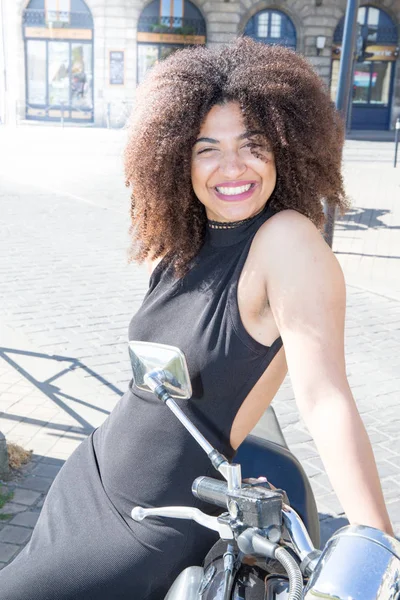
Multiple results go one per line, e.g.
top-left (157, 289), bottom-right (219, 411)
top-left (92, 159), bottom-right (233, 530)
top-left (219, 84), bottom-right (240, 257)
top-left (131, 505), bottom-right (234, 539)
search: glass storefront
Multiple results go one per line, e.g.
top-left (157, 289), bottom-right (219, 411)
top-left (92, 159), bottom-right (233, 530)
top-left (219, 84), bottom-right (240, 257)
top-left (71, 43), bottom-right (93, 109)
top-left (27, 40), bottom-right (47, 105)
top-left (331, 5), bottom-right (398, 130)
top-left (48, 41), bottom-right (70, 106)
top-left (23, 0), bottom-right (93, 122)
top-left (137, 43), bottom-right (184, 83)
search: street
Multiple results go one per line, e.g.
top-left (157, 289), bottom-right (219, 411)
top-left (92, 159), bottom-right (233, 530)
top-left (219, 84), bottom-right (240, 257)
top-left (0, 125), bottom-right (399, 566)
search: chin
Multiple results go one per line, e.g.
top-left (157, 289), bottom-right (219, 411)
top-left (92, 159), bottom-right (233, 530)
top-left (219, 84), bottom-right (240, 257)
top-left (215, 203), bottom-right (264, 223)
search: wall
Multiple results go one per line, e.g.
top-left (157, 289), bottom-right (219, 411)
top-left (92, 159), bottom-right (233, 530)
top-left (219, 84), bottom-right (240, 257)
top-left (8, 0), bottom-right (400, 128)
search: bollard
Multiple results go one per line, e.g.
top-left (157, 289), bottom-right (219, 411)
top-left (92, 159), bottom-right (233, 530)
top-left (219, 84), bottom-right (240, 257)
top-left (0, 431), bottom-right (9, 479)
top-left (394, 117), bottom-right (400, 168)
top-left (61, 101), bottom-right (65, 128)
top-left (106, 102), bottom-right (111, 129)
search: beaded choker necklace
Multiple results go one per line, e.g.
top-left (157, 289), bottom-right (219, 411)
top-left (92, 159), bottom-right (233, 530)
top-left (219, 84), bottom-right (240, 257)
top-left (207, 214), bottom-right (259, 230)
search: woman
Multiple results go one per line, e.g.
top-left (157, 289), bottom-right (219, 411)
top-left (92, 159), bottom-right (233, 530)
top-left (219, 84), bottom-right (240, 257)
top-left (0, 38), bottom-right (392, 599)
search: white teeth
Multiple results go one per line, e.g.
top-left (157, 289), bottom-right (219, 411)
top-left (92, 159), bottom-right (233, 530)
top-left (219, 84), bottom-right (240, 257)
top-left (215, 184), bottom-right (253, 195)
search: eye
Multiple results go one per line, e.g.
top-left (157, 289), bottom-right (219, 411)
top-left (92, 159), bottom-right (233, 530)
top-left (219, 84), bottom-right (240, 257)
top-left (197, 147), bottom-right (217, 155)
top-left (243, 142), bottom-right (260, 149)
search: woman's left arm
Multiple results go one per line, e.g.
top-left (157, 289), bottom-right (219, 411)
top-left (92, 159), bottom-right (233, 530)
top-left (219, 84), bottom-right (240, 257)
top-left (260, 209), bottom-right (393, 535)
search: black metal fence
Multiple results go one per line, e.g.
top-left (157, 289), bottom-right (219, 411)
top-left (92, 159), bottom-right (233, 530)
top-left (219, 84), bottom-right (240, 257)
top-left (137, 15), bottom-right (206, 36)
top-left (23, 8), bottom-right (93, 29)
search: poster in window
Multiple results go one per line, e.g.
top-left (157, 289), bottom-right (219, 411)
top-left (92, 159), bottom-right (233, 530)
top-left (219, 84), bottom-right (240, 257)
top-left (109, 50), bottom-right (125, 85)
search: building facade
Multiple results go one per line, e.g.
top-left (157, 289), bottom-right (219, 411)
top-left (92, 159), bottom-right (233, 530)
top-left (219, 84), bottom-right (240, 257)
top-left (3, 0), bottom-right (400, 129)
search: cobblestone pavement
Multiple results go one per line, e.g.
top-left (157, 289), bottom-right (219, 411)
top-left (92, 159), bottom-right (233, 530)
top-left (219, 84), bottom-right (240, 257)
top-left (0, 126), bottom-right (399, 568)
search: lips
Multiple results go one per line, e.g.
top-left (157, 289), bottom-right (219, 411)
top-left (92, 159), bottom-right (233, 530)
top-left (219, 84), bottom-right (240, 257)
top-left (215, 183), bottom-right (253, 195)
top-left (213, 181), bottom-right (258, 202)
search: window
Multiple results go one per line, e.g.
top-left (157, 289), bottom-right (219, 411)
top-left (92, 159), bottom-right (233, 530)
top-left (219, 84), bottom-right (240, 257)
top-left (367, 7), bottom-right (379, 26)
top-left (160, 0), bottom-right (183, 18)
top-left (245, 9), bottom-right (296, 49)
top-left (257, 13), bottom-right (269, 38)
top-left (160, 0), bottom-right (170, 16)
top-left (270, 13), bottom-right (282, 38)
top-left (370, 62), bottom-right (391, 105)
top-left (48, 41), bottom-right (70, 105)
top-left (173, 0), bottom-right (183, 19)
top-left (46, 0), bottom-right (70, 24)
top-left (27, 40), bottom-right (47, 105)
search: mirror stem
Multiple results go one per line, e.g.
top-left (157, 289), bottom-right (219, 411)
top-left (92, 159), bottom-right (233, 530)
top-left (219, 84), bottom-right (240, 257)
top-left (145, 372), bottom-right (242, 490)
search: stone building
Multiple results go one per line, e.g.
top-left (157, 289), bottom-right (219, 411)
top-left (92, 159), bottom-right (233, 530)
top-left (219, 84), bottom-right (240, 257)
top-left (2, 0), bottom-right (400, 129)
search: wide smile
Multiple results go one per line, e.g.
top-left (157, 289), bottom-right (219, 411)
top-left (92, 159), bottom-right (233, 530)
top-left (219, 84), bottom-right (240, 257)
top-left (213, 182), bottom-right (258, 202)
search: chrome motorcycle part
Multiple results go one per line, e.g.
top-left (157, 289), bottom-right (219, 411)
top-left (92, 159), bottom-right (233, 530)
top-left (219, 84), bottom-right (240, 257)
top-left (128, 340), bottom-right (192, 399)
top-left (164, 566), bottom-right (204, 600)
top-left (281, 505), bottom-right (316, 563)
top-left (265, 576), bottom-right (290, 599)
top-left (304, 524), bottom-right (400, 600)
top-left (237, 530), bottom-right (303, 600)
top-left (199, 564), bottom-right (216, 595)
top-left (193, 476), bottom-right (284, 532)
top-left (131, 505), bottom-right (234, 539)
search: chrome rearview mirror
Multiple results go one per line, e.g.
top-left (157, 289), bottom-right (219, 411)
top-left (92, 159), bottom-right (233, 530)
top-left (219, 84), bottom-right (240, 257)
top-left (128, 341), bottom-right (192, 400)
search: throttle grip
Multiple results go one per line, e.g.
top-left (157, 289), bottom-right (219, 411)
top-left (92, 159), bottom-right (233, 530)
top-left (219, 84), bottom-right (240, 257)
top-left (192, 476), bottom-right (228, 508)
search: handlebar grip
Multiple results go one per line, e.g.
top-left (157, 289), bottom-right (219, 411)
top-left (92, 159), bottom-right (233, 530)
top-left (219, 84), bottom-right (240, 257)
top-left (192, 476), bottom-right (228, 509)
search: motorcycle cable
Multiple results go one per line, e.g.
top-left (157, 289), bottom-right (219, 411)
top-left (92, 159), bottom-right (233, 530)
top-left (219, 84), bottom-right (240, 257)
top-left (222, 544), bottom-right (237, 600)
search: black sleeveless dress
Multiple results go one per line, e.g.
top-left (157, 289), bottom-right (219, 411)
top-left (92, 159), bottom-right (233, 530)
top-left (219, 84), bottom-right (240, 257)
top-left (0, 204), bottom-right (282, 600)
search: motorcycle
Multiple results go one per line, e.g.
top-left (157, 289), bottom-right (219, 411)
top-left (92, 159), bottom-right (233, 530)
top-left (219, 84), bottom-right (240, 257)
top-left (129, 340), bottom-right (400, 600)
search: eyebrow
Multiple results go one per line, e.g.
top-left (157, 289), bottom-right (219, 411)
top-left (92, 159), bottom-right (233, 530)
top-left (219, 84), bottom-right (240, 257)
top-left (194, 130), bottom-right (265, 145)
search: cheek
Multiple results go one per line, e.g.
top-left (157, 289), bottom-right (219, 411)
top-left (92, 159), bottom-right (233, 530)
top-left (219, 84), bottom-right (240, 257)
top-left (191, 161), bottom-right (212, 191)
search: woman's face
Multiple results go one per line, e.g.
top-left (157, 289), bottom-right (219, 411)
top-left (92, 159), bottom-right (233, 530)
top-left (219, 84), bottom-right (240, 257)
top-left (191, 102), bottom-right (276, 223)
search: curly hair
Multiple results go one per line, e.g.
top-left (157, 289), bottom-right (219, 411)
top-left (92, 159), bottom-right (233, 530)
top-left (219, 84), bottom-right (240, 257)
top-left (125, 37), bottom-right (348, 275)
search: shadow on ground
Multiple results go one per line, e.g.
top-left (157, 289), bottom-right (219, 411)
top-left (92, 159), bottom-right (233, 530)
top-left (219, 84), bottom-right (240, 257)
top-left (319, 514), bottom-right (350, 548)
top-left (0, 346), bottom-right (124, 436)
top-left (336, 207), bottom-right (400, 233)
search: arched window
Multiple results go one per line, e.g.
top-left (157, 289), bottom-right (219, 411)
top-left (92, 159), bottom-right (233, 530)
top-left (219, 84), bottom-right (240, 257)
top-left (137, 0), bottom-right (206, 84)
top-left (244, 9), bottom-right (296, 50)
top-left (23, 0), bottom-right (94, 122)
top-left (333, 5), bottom-right (398, 45)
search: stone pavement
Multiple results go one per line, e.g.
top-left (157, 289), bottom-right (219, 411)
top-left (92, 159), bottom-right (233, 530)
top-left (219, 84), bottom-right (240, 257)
top-left (0, 126), bottom-right (399, 569)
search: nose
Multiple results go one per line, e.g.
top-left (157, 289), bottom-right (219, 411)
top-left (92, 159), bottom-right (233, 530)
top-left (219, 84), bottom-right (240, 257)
top-left (219, 150), bottom-right (246, 178)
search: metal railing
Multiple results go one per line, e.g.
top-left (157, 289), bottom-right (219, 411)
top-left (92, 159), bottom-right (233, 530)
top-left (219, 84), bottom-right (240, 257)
top-left (137, 15), bottom-right (206, 36)
top-left (23, 8), bottom-right (93, 29)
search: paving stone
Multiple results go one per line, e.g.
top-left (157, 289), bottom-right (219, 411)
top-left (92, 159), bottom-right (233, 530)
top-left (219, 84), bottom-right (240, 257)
top-left (31, 463), bottom-right (62, 478)
top-left (319, 516), bottom-right (350, 548)
top-left (11, 488), bottom-right (41, 506)
top-left (0, 542), bottom-right (19, 562)
top-left (285, 428), bottom-right (313, 445)
top-left (16, 476), bottom-right (52, 493)
top-left (0, 524), bottom-right (32, 544)
top-left (290, 443), bottom-right (319, 461)
top-left (377, 461), bottom-right (400, 479)
top-left (317, 493), bottom-right (345, 516)
top-left (10, 511), bottom-right (40, 528)
top-left (0, 503), bottom-right (27, 516)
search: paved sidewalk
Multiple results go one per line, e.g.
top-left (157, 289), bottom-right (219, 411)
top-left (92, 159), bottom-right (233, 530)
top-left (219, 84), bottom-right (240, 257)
top-left (0, 126), bottom-right (399, 569)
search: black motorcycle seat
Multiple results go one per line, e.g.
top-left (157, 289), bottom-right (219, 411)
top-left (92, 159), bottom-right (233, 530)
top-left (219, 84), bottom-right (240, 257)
top-left (235, 433), bottom-right (320, 549)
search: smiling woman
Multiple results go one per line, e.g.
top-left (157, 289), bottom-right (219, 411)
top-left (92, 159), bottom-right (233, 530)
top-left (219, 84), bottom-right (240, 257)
top-left (125, 37), bottom-right (349, 276)
top-left (0, 36), bottom-right (393, 600)
top-left (190, 103), bottom-right (277, 223)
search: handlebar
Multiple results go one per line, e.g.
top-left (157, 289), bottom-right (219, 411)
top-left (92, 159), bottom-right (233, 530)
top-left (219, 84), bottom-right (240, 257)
top-left (192, 476), bottom-right (229, 509)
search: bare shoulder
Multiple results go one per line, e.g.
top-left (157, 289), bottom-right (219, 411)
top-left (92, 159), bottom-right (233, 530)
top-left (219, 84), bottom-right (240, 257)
top-left (253, 208), bottom-right (344, 289)
top-left (257, 208), bottom-right (323, 248)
